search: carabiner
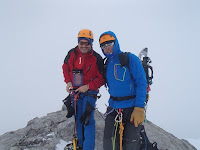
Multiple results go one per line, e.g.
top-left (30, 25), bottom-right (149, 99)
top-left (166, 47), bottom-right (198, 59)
top-left (115, 113), bottom-right (122, 122)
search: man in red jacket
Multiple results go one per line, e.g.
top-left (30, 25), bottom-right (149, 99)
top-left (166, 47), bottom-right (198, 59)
top-left (62, 29), bottom-right (104, 150)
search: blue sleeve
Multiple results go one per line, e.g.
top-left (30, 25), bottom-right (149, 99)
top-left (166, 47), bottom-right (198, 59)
top-left (129, 53), bottom-right (147, 108)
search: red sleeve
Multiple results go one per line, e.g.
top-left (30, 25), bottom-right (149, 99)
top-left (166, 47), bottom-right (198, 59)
top-left (62, 63), bottom-right (71, 84)
top-left (88, 52), bottom-right (104, 90)
top-left (88, 68), bottom-right (104, 90)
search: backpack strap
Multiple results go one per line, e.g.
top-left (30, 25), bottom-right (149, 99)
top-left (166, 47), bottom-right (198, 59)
top-left (103, 57), bottom-right (109, 87)
top-left (118, 52), bottom-right (133, 79)
top-left (118, 52), bottom-right (130, 68)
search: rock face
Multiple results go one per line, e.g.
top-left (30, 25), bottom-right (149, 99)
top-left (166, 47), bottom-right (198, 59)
top-left (0, 108), bottom-right (197, 150)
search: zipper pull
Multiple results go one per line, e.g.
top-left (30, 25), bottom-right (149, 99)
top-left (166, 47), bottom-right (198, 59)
top-left (79, 57), bottom-right (81, 64)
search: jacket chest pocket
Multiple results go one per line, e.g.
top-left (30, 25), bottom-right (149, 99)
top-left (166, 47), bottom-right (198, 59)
top-left (114, 64), bottom-right (127, 81)
top-left (85, 64), bottom-right (92, 74)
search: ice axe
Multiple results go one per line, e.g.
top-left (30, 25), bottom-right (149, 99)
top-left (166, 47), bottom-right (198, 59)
top-left (138, 48), bottom-right (153, 86)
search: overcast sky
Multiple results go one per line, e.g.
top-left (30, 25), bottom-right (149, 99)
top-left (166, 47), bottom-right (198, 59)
top-left (0, 0), bottom-right (200, 140)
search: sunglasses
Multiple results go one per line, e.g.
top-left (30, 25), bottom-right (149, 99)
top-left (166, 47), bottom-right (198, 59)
top-left (100, 41), bottom-right (114, 49)
top-left (79, 41), bottom-right (90, 46)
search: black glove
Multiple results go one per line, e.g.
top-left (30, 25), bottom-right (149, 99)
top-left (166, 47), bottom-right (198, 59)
top-left (80, 101), bottom-right (95, 126)
top-left (63, 95), bottom-right (74, 118)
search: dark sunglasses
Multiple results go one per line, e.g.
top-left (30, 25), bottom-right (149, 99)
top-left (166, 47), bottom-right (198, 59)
top-left (79, 41), bottom-right (90, 46)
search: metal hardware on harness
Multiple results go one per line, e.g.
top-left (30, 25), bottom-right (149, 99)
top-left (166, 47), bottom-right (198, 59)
top-left (97, 93), bottom-right (101, 99)
top-left (114, 110), bottom-right (123, 122)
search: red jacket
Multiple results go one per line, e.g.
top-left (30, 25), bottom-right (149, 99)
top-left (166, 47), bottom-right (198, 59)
top-left (62, 46), bottom-right (104, 90)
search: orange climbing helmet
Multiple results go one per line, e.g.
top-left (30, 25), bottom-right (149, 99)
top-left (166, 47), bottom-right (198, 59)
top-left (99, 34), bottom-right (115, 44)
top-left (77, 29), bottom-right (93, 40)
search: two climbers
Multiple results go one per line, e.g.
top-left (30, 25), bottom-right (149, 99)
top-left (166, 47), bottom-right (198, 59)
top-left (62, 29), bottom-right (152, 150)
top-left (62, 29), bottom-right (104, 150)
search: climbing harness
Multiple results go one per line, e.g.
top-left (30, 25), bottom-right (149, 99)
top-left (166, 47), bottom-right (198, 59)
top-left (110, 95), bottom-right (136, 101)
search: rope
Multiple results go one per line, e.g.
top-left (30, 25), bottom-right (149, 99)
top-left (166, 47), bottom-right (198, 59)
top-left (118, 109), bottom-right (124, 150)
top-left (119, 121), bottom-right (124, 150)
top-left (112, 121), bottom-right (118, 150)
top-left (112, 108), bottom-right (124, 150)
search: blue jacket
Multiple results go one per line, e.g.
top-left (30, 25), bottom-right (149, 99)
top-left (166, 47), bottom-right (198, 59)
top-left (100, 31), bottom-right (147, 108)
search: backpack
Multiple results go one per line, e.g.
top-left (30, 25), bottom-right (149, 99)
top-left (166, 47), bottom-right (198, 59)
top-left (140, 125), bottom-right (159, 150)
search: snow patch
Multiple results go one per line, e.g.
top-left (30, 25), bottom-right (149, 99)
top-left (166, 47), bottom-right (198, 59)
top-left (56, 139), bottom-right (72, 150)
top-left (47, 132), bottom-right (55, 136)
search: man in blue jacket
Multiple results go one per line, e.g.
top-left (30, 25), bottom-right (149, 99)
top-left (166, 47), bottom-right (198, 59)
top-left (99, 31), bottom-right (147, 150)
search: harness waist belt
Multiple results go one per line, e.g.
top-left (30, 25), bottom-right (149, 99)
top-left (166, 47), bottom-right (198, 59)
top-left (85, 94), bottom-right (98, 99)
top-left (110, 95), bottom-right (136, 101)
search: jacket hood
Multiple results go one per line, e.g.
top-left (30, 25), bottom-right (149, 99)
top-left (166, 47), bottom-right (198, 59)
top-left (99, 31), bottom-right (122, 58)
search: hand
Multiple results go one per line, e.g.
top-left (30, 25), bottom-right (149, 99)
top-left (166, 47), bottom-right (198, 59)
top-left (80, 101), bottom-right (95, 125)
top-left (75, 84), bottom-right (89, 93)
top-left (130, 107), bottom-right (145, 127)
top-left (66, 82), bottom-right (73, 93)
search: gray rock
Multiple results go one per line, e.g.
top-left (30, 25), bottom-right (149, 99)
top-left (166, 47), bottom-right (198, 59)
top-left (0, 109), bottom-right (197, 150)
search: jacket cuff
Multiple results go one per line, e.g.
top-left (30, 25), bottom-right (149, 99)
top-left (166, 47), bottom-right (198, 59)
top-left (88, 83), bottom-right (95, 90)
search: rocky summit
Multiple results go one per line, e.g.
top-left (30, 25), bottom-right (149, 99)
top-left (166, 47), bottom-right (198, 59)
top-left (0, 107), bottom-right (197, 150)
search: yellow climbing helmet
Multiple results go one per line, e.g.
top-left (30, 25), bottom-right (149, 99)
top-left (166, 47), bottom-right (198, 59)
top-left (77, 29), bottom-right (93, 40)
top-left (99, 34), bottom-right (115, 44)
